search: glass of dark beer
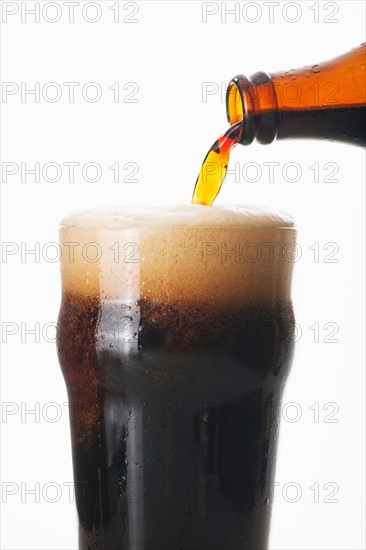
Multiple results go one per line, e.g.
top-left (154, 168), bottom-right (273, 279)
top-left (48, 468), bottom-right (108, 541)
top-left (57, 204), bottom-right (296, 550)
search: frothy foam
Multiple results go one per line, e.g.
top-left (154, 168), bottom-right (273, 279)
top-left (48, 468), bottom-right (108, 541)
top-left (59, 205), bottom-right (296, 305)
top-left (61, 204), bottom-right (294, 230)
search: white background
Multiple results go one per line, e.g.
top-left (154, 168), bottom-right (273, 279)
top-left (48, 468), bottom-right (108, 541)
top-left (0, 1), bottom-right (365, 549)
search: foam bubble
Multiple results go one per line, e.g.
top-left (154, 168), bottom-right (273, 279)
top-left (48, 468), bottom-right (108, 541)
top-left (59, 204), bottom-right (296, 305)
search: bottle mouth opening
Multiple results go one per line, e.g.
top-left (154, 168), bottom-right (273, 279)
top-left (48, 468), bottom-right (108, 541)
top-left (226, 73), bottom-right (278, 145)
top-left (226, 75), bottom-right (254, 145)
top-left (226, 80), bottom-right (244, 125)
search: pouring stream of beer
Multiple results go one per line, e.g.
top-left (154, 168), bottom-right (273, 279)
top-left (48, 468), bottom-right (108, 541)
top-left (191, 121), bottom-right (243, 206)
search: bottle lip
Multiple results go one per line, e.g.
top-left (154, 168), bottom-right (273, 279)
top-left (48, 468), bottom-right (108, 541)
top-left (226, 74), bottom-right (255, 145)
top-left (226, 72), bottom-right (279, 145)
top-left (226, 75), bottom-right (247, 124)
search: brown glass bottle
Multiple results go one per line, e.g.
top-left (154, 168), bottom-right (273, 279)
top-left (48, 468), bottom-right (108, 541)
top-left (226, 44), bottom-right (366, 146)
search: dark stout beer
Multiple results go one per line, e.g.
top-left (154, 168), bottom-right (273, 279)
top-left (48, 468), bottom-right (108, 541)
top-left (57, 205), bottom-right (296, 550)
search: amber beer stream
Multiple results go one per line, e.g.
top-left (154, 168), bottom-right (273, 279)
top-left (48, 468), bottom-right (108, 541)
top-left (57, 205), bottom-right (296, 550)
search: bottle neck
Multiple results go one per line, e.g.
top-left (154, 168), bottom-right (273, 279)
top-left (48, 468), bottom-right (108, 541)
top-left (226, 45), bottom-right (366, 145)
top-left (226, 72), bottom-right (279, 144)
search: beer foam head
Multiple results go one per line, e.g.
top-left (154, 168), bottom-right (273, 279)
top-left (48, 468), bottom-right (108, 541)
top-left (59, 205), bottom-right (296, 305)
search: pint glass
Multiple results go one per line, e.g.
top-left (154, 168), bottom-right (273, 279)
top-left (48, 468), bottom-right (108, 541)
top-left (57, 204), bottom-right (296, 550)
